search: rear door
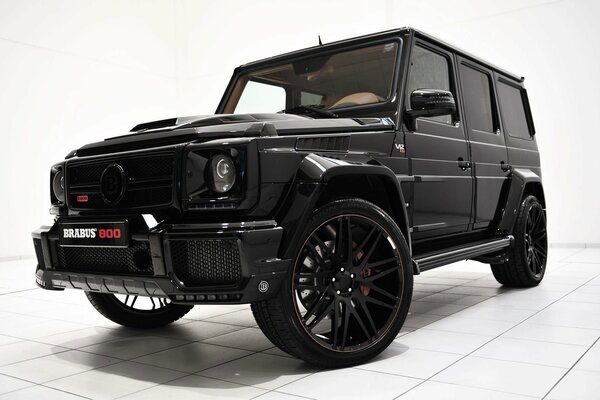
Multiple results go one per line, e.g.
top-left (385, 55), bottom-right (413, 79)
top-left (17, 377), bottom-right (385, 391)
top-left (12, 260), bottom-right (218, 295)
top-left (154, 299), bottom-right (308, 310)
top-left (494, 75), bottom-right (541, 176)
top-left (456, 57), bottom-right (509, 230)
top-left (403, 41), bottom-right (472, 239)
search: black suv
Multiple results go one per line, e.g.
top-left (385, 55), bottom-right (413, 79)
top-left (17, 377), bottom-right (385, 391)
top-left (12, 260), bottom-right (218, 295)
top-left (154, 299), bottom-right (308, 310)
top-left (32, 28), bottom-right (547, 368)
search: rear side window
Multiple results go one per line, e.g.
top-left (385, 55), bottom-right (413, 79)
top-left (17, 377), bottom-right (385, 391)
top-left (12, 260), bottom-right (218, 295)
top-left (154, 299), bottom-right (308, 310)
top-left (407, 45), bottom-right (452, 124)
top-left (497, 81), bottom-right (532, 140)
top-left (460, 65), bottom-right (494, 133)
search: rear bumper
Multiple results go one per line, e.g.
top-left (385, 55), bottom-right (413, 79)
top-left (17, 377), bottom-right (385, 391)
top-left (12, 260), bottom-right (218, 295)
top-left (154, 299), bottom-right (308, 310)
top-left (32, 217), bottom-right (291, 304)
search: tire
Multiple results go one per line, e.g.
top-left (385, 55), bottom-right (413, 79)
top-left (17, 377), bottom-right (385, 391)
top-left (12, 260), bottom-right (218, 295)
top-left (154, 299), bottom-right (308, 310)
top-left (252, 198), bottom-right (413, 368)
top-left (86, 292), bottom-right (193, 329)
top-left (491, 195), bottom-right (548, 287)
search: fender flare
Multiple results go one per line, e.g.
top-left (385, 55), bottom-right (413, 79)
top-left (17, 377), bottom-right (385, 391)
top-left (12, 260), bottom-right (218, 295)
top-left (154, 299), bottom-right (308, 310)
top-left (277, 153), bottom-right (411, 259)
top-left (497, 168), bottom-right (545, 234)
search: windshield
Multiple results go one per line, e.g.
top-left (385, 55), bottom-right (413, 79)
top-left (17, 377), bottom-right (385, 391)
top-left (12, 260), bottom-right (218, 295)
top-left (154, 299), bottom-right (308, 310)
top-left (223, 42), bottom-right (399, 116)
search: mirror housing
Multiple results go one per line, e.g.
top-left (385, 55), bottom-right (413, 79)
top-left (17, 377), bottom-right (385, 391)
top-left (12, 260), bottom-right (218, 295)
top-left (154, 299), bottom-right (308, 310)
top-left (406, 89), bottom-right (456, 119)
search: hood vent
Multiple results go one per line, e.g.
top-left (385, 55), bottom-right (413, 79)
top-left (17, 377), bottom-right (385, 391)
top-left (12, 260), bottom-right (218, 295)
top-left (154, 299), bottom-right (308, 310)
top-left (296, 135), bottom-right (350, 152)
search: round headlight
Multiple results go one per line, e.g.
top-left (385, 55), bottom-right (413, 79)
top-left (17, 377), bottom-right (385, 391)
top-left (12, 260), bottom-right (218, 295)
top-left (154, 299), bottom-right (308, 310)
top-left (52, 169), bottom-right (65, 203)
top-left (210, 155), bottom-right (236, 193)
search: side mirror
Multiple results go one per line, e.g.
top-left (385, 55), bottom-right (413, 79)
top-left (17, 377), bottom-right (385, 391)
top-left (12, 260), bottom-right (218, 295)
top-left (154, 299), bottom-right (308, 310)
top-left (406, 89), bottom-right (456, 119)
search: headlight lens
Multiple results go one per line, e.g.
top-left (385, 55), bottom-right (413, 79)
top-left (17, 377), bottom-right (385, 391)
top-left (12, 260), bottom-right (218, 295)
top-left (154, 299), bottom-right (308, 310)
top-left (210, 154), bottom-right (236, 193)
top-left (52, 169), bottom-right (65, 203)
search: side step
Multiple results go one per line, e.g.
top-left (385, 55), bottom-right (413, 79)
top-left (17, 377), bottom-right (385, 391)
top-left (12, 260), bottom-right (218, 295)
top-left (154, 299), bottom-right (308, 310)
top-left (412, 236), bottom-right (513, 274)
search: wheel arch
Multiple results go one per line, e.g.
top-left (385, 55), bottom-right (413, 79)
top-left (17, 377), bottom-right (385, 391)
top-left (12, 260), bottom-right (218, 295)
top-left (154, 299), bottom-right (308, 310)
top-left (277, 154), bottom-right (411, 259)
top-left (497, 168), bottom-right (546, 234)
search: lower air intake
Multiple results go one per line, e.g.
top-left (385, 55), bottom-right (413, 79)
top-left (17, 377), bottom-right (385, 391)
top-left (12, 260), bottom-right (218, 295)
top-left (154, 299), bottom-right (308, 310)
top-left (170, 239), bottom-right (242, 287)
top-left (53, 241), bottom-right (153, 275)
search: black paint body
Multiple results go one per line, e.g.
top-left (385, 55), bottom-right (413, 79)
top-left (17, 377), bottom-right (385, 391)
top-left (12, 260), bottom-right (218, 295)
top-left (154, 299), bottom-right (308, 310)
top-left (32, 28), bottom-right (545, 304)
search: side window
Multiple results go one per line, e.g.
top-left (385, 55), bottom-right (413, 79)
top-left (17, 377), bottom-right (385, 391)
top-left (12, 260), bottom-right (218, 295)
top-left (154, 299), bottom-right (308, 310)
top-left (497, 81), bottom-right (532, 140)
top-left (460, 64), bottom-right (495, 133)
top-left (235, 81), bottom-right (286, 114)
top-left (407, 45), bottom-right (452, 124)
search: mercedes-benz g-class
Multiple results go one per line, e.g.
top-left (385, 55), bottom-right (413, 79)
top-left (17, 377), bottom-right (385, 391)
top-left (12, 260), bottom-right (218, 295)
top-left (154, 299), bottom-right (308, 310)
top-left (32, 28), bottom-right (547, 367)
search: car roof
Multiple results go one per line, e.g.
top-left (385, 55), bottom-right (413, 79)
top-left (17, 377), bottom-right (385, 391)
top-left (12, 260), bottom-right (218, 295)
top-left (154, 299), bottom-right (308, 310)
top-left (239, 27), bottom-right (524, 83)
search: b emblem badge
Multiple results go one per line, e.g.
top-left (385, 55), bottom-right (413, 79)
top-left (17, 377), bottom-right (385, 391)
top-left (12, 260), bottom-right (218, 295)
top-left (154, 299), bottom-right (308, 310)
top-left (258, 280), bottom-right (269, 293)
top-left (100, 163), bottom-right (126, 205)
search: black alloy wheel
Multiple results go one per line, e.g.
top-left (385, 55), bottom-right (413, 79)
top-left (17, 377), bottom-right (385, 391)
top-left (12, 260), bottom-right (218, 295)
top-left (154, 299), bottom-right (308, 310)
top-left (86, 292), bottom-right (193, 329)
top-left (524, 201), bottom-right (547, 278)
top-left (491, 195), bottom-right (548, 287)
top-left (293, 214), bottom-right (403, 352)
top-left (252, 199), bottom-right (413, 368)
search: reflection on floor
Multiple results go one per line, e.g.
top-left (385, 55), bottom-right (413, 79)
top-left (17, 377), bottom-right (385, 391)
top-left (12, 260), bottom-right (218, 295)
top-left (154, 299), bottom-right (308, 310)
top-left (1, 247), bottom-right (600, 399)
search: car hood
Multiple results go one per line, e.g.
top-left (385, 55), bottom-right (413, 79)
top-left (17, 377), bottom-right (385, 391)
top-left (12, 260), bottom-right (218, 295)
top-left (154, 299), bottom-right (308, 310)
top-left (73, 113), bottom-right (393, 158)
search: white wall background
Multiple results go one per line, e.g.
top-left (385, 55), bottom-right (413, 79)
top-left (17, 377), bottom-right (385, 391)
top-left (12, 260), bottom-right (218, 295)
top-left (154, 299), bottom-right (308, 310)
top-left (0, 0), bottom-right (597, 257)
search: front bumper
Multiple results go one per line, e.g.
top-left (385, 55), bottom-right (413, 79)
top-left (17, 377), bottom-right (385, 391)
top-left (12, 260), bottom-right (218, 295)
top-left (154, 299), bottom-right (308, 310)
top-left (32, 217), bottom-right (291, 304)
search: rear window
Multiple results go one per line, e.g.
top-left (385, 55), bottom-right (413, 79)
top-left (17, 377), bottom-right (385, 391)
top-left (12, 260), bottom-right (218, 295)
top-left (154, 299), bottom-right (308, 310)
top-left (497, 81), bottom-right (532, 140)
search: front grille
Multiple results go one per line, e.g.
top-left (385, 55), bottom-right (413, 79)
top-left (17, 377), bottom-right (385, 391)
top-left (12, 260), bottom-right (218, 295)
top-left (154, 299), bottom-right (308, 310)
top-left (170, 239), bottom-right (242, 287)
top-left (53, 241), bottom-right (153, 275)
top-left (66, 152), bottom-right (175, 210)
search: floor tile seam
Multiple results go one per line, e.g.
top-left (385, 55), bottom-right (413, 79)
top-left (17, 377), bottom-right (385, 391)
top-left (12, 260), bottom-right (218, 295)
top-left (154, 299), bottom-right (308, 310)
top-left (71, 339), bottom-right (197, 363)
top-left (38, 384), bottom-right (94, 399)
top-left (0, 355), bottom-right (129, 385)
top-left (558, 248), bottom-right (587, 261)
top-left (468, 334), bottom-right (591, 349)
top-left (396, 271), bottom-right (600, 398)
top-left (354, 364), bottom-right (438, 380)
top-left (251, 389), bottom-right (317, 400)
top-left (0, 346), bottom-right (71, 368)
top-left (467, 354), bottom-right (576, 370)
top-left (195, 368), bottom-right (323, 395)
top-left (541, 335), bottom-right (600, 399)
top-left (110, 372), bottom-right (197, 400)
top-left (0, 288), bottom-right (40, 297)
top-left (394, 379), bottom-right (541, 400)
top-left (195, 318), bottom-right (258, 329)
top-left (0, 310), bottom-right (102, 329)
top-left (187, 307), bottom-right (255, 321)
top-left (0, 383), bottom-right (92, 400)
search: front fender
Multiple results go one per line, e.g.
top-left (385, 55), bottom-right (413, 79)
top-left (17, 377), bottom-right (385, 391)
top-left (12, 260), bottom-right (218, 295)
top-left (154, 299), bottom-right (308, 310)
top-left (277, 153), bottom-right (411, 259)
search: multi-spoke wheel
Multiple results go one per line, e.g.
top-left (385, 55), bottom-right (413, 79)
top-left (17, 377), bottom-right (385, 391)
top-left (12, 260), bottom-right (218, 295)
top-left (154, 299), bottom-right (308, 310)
top-left (252, 199), bottom-right (412, 368)
top-left (491, 195), bottom-right (548, 287)
top-left (86, 292), bottom-right (193, 329)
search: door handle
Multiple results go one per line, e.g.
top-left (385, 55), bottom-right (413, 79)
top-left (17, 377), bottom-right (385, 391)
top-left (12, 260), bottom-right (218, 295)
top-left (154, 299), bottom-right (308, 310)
top-left (500, 161), bottom-right (511, 172)
top-left (457, 157), bottom-right (471, 171)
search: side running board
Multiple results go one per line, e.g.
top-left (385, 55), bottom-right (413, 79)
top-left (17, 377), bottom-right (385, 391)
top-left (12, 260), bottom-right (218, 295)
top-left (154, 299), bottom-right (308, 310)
top-left (412, 236), bottom-right (513, 274)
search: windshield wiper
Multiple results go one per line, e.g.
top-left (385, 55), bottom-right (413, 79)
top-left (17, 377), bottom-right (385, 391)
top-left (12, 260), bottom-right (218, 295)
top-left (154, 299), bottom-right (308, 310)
top-left (279, 105), bottom-right (338, 118)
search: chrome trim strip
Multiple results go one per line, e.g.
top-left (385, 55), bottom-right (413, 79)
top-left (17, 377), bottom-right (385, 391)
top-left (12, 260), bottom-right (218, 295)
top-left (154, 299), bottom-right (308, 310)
top-left (166, 220), bottom-right (277, 231)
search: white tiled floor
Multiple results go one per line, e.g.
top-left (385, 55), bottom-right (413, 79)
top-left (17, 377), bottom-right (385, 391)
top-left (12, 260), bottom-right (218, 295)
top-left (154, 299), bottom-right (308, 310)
top-left (1, 247), bottom-right (600, 399)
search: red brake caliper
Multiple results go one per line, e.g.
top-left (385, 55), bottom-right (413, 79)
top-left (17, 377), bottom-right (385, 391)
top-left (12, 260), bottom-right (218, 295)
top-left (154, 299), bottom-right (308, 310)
top-left (353, 243), bottom-right (371, 296)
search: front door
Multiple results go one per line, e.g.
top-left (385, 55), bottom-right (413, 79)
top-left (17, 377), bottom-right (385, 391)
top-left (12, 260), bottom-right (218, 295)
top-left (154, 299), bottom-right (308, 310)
top-left (403, 41), bottom-right (472, 239)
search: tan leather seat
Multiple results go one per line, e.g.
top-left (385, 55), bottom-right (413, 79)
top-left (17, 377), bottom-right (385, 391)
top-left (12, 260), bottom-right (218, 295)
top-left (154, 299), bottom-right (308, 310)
top-left (331, 92), bottom-right (383, 108)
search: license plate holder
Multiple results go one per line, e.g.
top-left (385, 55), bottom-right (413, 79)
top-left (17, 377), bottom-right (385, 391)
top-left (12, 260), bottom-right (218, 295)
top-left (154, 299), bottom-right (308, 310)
top-left (58, 221), bottom-right (129, 248)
